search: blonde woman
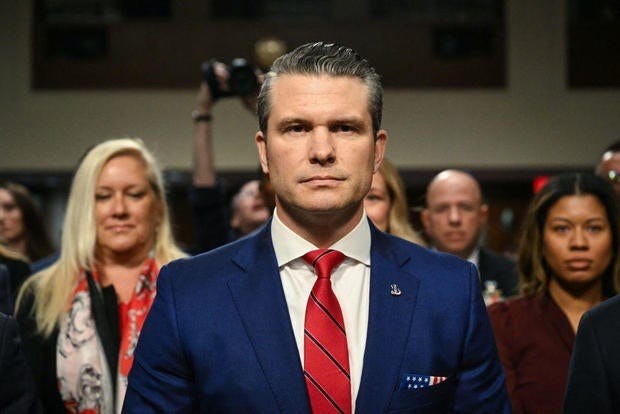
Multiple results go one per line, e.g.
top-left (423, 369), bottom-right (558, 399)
top-left (364, 158), bottom-right (425, 245)
top-left (16, 138), bottom-right (185, 414)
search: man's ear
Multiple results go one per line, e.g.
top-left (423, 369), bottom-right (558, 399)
top-left (373, 130), bottom-right (388, 173)
top-left (480, 203), bottom-right (489, 225)
top-left (230, 211), bottom-right (240, 230)
top-left (420, 209), bottom-right (431, 232)
top-left (256, 131), bottom-right (269, 174)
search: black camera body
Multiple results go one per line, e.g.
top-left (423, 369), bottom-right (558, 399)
top-left (201, 58), bottom-right (259, 100)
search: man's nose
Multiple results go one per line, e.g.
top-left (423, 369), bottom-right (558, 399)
top-left (308, 128), bottom-right (336, 165)
top-left (448, 206), bottom-right (461, 224)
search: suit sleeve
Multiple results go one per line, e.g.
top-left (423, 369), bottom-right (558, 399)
top-left (0, 315), bottom-right (42, 414)
top-left (562, 311), bottom-right (613, 414)
top-left (122, 264), bottom-right (197, 413)
top-left (453, 263), bottom-right (511, 413)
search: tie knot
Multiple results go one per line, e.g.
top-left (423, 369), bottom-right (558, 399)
top-left (303, 249), bottom-right (346, 279)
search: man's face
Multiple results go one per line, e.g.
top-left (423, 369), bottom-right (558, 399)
top-left (596, 151), bottom-right (620, 200)
top-left (256, 74), bottom-right (386, 229)
top-left (421, 172), bottom-right (488, 259)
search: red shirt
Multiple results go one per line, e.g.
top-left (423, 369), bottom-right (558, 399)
top-left (488, 293), bottom-right (575, 414)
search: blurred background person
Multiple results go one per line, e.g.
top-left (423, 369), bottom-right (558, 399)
top-left (595, 140), bottom-right (620, 202)
top-left (0, 181), bottom-right (54, 263)
top-left (488, 172), bottom-right (620, 414)
top-left (190, 63), bottom-right (271, 254)
top-left (0, 313), bottom-right (42, 414)
top-left (421, 169), bottom-right (518, 299)
top-left (16, 138), bottom-right (185, 414)
top-left (364, 158), bottom-right (425, 244)
top-left (0, 244), bottom-right (30, 314)
top-left (229, 179), bottom-right (271, 236)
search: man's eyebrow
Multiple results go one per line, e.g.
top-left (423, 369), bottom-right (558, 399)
top-left (329, 116), bottom-right (365, 125)
top-left (276, 117), bottom-right (308, 127)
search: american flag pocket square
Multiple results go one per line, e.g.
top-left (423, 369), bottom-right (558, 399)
top-left (400, 374), bottom-right (448, 390)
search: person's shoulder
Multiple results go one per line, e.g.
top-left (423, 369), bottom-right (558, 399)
top-left (0, 312), bottom-right (13, 331)
top-left (31, 253), bottom-right (59, 274)
top-left (583, 295), bottom-right (620, 326)
top-left (480, 247), bottom-right (516, 269)
top-left (376, 231), bottom-right (461, 264)
top-left (487, 295), bottom-right (536, 324)
top-left (160, 230), bottom-right (266, 282)
top-left (376, 231), bottom-right (475, 285)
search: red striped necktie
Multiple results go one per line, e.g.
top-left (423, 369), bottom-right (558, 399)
top-left (302, 249), bottom-right (351, 414)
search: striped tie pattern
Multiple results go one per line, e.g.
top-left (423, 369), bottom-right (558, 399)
top-left (302, 249), bottom-right (351, 414)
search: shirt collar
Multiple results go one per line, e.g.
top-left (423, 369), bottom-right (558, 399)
top-left (271, 207), bottom-right (371, 267)
top-left (466, 247), bottom-right (480, 267)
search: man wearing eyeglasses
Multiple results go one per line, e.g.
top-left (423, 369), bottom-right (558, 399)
top-left (595, 141), bottom-right (620, 200)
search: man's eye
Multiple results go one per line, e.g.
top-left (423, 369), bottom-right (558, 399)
top-left (335, 125), bottom-right (356, 133)
top-left (285, 125), bottom-right (306, 133)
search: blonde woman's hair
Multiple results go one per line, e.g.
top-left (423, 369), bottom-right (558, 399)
top-left (379, 159), bottom-right (425, 245)
top-left (16, 138), bottom-right (185, 337)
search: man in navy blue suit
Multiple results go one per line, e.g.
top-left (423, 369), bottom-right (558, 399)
top-left (124, 41), bottom-right (510, 413)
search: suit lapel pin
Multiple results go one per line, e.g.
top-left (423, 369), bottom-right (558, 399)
top-left (390, 284), bottom-right (402, 296)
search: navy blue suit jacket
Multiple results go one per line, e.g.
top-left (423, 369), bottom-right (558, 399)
top-left (124, 221), bottom-right (509, 413)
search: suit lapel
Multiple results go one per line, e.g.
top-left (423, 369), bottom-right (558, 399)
top-left (227, 225), bottom-right (311, 414)
top-left (356, 229), bottom-right (421, 413)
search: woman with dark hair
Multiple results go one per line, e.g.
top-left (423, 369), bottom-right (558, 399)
top-left (488, 172), bottom-right (620, 414)
top-left (0, 181), bottom-right (53, 262)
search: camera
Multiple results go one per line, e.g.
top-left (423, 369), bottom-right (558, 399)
top-left (201, 58), bottom-right (259, 100)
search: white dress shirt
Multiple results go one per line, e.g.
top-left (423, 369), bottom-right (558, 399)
top-left (271, 208), bottom-right (371, 410)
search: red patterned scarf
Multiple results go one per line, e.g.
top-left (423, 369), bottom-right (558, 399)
top-left (57, 256), bottom-right (159, 414)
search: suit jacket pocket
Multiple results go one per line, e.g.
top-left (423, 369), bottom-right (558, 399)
top-left (386, 376), bottom-right (456, 413)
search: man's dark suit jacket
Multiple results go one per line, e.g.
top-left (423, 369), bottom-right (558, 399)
top-left (0, 313), bottom-right (41, 414)
top-left (0, 256), bottom-right (31, 314)
top-left (124, 220), bottom-right (510, 413)
top-left (477, 247), bottom-right (518, 297)
top-left (563, 295), bottom-right (620, 414)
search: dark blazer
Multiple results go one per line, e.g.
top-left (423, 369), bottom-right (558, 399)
top-left (124, 220), bottom-right (510, 413)
top-left (0, 256), bottom-right (31, 313)
top-left (16, 280), bottom-right (120, 413)
top-left (477, 247), bottom-right (518, 297)
top-left (0, 265), bottom-right (12, 315)
top-left (0, 313), bottom-right (42, 414)
top-left (563, 295), bottom-right (620, 414)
